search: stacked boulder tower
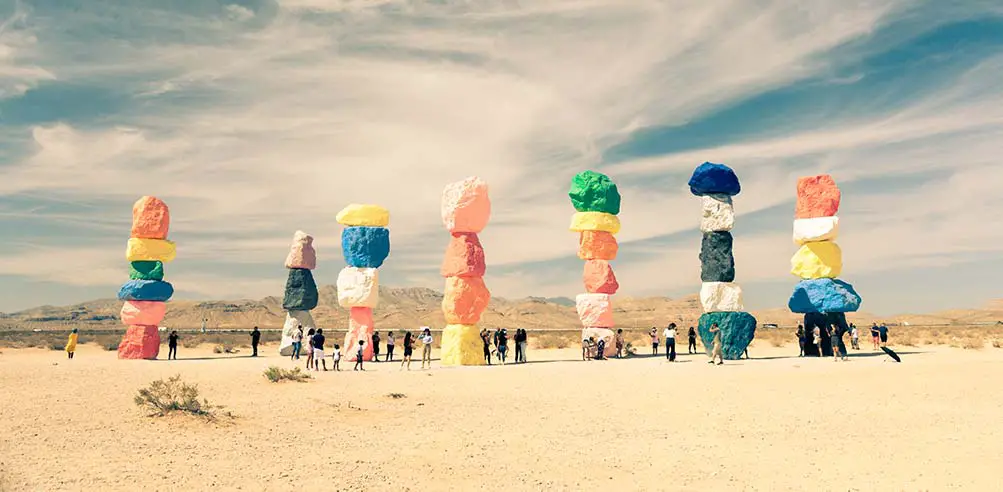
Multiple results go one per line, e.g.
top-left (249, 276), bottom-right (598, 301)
top-left (688, 163), bottom-right (757, 360)
top-left (788, 175), bottom-right (861, 356)
top-left (439, 177), bottom-right (491, 366)
top-left (336, 204), bottom-right (391, 362)
top-left (279, 231), bottom-right (318, 356)
top-left (118, 196), bottom-right (175, 360)
top-left (569, 171), bottom-right (620, 358)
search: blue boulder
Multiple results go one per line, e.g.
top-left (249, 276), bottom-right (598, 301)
top-left (118, 279), bottom-right (174, 302)
top-left (688, 162), bottom-right (741, 196)
top-left (697, 311), bottom-right (756, 360)
top-left (788, 279), bottom-right (861, 313)
top-left (342, 226), bottom-right (391, 268)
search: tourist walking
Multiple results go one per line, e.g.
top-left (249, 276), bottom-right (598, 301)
top-left (385, 331), bottom-right (395, 362)
top-left (354, 340), bottom-right (365, 371)
top-left (480, 328), bottom-right (492, 365)
top-left (830, 327), bottom-right (843, 361)
top-left (168, 330), bottom-right (179, 360)
top-left (332, 344), bottom-right (341, 371)
top-left (796, 324), bottom-right (805, 357)
top-left (372, 331), bottom-right (381, 362)
top-left (312, 329), bottom-right (327, 371)
top-left (708, 323), bottom-right (723, 365)
top-left (65, 328), bottom-right (78, 359)
top-left (291, 325), bottom-right (304, 360)
top-left (497, 328), bottom-right (509, 364)
top-left (401, 332), bottom-right (415, 370)
top-left (870, 323), bottom-right (880, 350)
top-left (305, 328), bottom-right (316, 370)
top-left (419, 327), bottom-right (433, 369)
top-left (650, 327), bottom-right (659, 355)
top-left (687, 327), bottom-right (697, 354)
top-left (615, 329), bottom-right (625, 358)
top-left (850, 324), bottom-right (860, 350)
top-left (250, 326), bottom-right (261, 357)
top-left (663, 323), bottom-right (677, 361)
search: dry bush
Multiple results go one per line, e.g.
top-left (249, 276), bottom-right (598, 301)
top-left (263, 366), bottom-right (312, 383)
top-left (992, 339), bottom-right (1001, 349)
top-left (134, 375), bottom-right (227, 420)
top-left (212, 344), bottom-right (238, 354)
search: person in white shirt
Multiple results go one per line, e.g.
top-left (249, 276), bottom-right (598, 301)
top-left (662, 323), bottom-right (677, 362)
top-left (419, 327), bottom-right (434, 369)
top-left (332, 344), bottom-right (341, 371)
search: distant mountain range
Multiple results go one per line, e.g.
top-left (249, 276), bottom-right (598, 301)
top-left (1, 286), bottom-right (1000, 331)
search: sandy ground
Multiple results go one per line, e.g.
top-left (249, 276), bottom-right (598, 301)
top-left (1, 343), bottom-right (1002, 491)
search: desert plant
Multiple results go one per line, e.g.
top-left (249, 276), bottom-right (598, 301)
top-left (134, 375), bottom-right (224, 419)
top-left (992, 339), bottom-right (1001, 349)
top-left (181, 337), bottom-right (202, 349)
top-left (213, 344), bottom-right (238, 354)
top-left (263, 366), bottom-right (312, 383)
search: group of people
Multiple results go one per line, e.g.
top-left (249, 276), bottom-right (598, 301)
top-left (479, 327), bottom-right (529, 365)
top-left (648, 325), bottom-right (700, 358)
top-left (795, 322), bottom-right (890, 361)
top-left (289, 325), bottom-right (435, 371)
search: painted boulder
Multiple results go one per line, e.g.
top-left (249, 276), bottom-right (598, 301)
top-left (129, 261), bottom-right (164, 281)
top-left (697, 311), bottom-right (757, 360)
top-left (126, 238), bottom-right (176, 263)
top-left (790, 241), bottom-right (842, 279)
top-left (701, 195), bottom-right (734, 233)
top-left (578, 231), bottom-right (618, 260)
top-left (793, 216), bottom-right (839, 245)
top-left (441, 276), bottom-right (491, 324)
top-left (788, 278), bottom-right (861, 313)
top-left (117, 325), bottom-right (160, 360)
top-left (439, 324), bottom-right (484, 366)
top-left (117, 280), bottom-right (174, 302)
top-left (699, 282), bottom-right (744, 313)
top-left (440, 232), bottom-right (486, 278)
top-left (442, 177), bottom-right (491, 233)
top-left (341, 226), bottom-right (391, 268)
top-left (688, 162), bottom-right (741, 196)
top-left (131, 196), bottom-right (171, 240)
top-left (284, 230), bottom-right (317, 270)
top-left (336, 204), bottom-right (390, 227)
top-left (795, 174), bottom-right (841, 218)
top-left (282, 268), bottom-right (319, 311)
top-left (120, 300), bottom-right (168, 326)
top-left (569, 170), bottom-right (621, 215)
top-left (336, 267), bottom-right (379, 309)
top-left (575, 293), bottom-right (614, 328)
top-left (583, 259), bottom-right (619, 294)
top-left (569, 212), bottom-right (621, 234)
top-left (699, 231), bottom-right (735, 282)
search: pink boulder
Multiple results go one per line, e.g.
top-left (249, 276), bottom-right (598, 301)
top-left (343, 307), bottom-right (375, 362)
top-left (576, 293), bottom-right (614, 328)
top-left (441, 232), bottom-right (486, 278)
top-left (284, 231), bottom-right (317, 270)
top-left (441, 276), bottom-right (491, 324)
top-left (583, 260), bottom-right (619, 294)
top-left (442, 177), bottom-right (491, 233)
top-left (131, 196), bottom-right (171, 240)
top-left (120, 301), bottom-right (167, 326)
top-left (795, 175), bottom-right (841, 218)
top-left (117, 325), bottom-right (160, 360)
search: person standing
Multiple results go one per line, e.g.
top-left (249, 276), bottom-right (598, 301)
top-left (870, 323), bottom-right (880, 350)
top-left (385, 331), bottom-right (395, 362)
top-left (663, 323), bottom-right (677, 362)
top-left (582, 337), bottom-right (591, 361)
top-left (354, 340), bottom-right (366, 371)
top-left (312, 329), bottom-right (327, 371)
top-left (372, 331), bottom-right (381, 362)
top-left (708, 323), bottom-right (723, 365)
top-left (167, 330), bottom-right (179, 360)
top-left (813, 326), bottom-right (823, 357)
top-left (877, 323), bottom-right (889, 347)
top-left (419, 328), bottom-right (433, 369)
top-left (649, 327), bottom-right (659, 355)
top-left (687, 327), bottom-right (697, 354)
top-left (595, 338), bottom-right (607, 360)
top-left (65, 328), bottom-right (78, 359)
top-left (519, 329), bottom-right (528, 363)
top-left (250, 326), bottom-right (261, 357)
top-left (796, 324), bottom-right (805, 357)
top-left (305, 328), bottom-right (316, 370)
top-left (332, 344), bottom-right (341, 371)
top-left (401, 332), bottom-right (415, 371)
top-left (615, 329), bottom-right (625, 359)
top-left (513, 329), bottom-right (524, 363)
top-left (201, 318), bottom-right (207, 334)
top-left (291, 325), bottom-right (304, 360)
top-left (497, 328), bottom-right (509, 365)
top-left (480, 328), bottom-right (492, 365)
top-left (850, 324), bottom-right (860, 350)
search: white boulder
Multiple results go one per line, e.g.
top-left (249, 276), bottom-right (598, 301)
top-left (793, 216), bottom-right (839, 245)
top-left (582, 327), bottom-right (618, 358)
top-left (336, 267), bottom-right (379, 308)
top-left (701, 195), bottom-right (734, 232)
top-left (279, 310), bottom-right (315, 356)
top-left (700, 282), bottom-right (744, 312)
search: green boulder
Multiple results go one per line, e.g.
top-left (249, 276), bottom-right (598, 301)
top-left (129, 261), bottom-right (164, 281)
top-left (569, 170), bottom-right (621, 215)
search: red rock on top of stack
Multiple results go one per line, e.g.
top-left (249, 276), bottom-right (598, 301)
top-left (440, 232), bottom-right (486, 278)
top-left (131, 196), bottom-right (171, 239)
top-left (583, 260), bottom-right (619, 294)
top-left (795, 175), bottom-right (841, 219)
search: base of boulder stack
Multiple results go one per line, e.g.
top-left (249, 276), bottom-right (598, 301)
top-left (279, 310), bottom-right (315, 356)
top-left (440, 324), bottom-right (484, 366)
top-left (118, 325), bottom-right (160, 360)
top-left (582, 327), bottom-right (617, 358)
top-left (697, 312), bottom-right (756, 360)
top-left (343, 307), bottom-right (375, 362)
top-left (801, 312), bottom-right (849, 357)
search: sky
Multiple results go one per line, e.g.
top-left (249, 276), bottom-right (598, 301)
top-left (1, 0), bottom-right (1002, 315)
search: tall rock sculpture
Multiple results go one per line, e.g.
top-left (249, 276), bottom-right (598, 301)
top-left (569, 171), bottom-right (620, 358)
top-left (788, 175), bottom-right (861, 356)
top-left (439, 177), bottom-right (491, 365)
top-left (336, 204), bottom-right (390, 362)
top-left (688, 163), bottom-right (756, 360)
top-left (279, 231), bottom-right (318, 356)
top-left (118, 196), bottom-right (175, 359)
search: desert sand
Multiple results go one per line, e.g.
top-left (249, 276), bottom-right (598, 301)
top-left (1, 344), bottom-right (1002, 491)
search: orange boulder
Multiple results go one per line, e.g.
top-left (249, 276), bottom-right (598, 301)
top-left (441, 232), bottom-right (486, 278)
top-left (583, 260), bottom-right (619, 294)
top-left (441, 276), bottom-right (490, 324)
top-left (117, 325), bottom-right (160, 360)
top-left (343, 307), bottom-right (375, 362)
top-left (795, 175), bottom-right (841, 219)
top-left (578, 231), bottom-right (618, 260)
top-left (131, 196), bottom-right (171, 239)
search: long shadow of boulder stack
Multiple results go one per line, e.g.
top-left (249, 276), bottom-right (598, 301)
top-left (279, 231), bottom-right (318, 356)
top-left (788, 175), bottom-right (861, 356)
top-left (439, 177), bottom-right (491, 365)
top-left (118, 196), bottom-right (175, 360)
top-left (569, 170), bottom-right (621, 358)
top-left (688, 163), bottom-right (756, 360)
top-left (336, 204), bottom-right (391, 362)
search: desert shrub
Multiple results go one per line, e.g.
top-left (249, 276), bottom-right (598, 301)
top-left (213, 344), bottom-right (238, 354)
top-left (134, 375), bottom-right (225, 419)
top-left (992, 339), bottom-right (1001, 349)
top-left (181, 337), bottom-right (203, 349)
top-left (263, 366), bottom-right (312, 383)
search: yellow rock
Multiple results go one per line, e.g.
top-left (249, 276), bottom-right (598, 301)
top-left (336, 204), bottom-right (390, 227)
top-left (126, 238), bottom-right (176, 263)
top-left (569, 212), bottom-right (620, 234)
top-left (439, 324), bottom-right (484, 366)
top-left (790, 241), bottom-right (842, 279)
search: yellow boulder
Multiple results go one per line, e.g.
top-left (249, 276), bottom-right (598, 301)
top-left (439, 324), bottom-right (484, 366)
top-left (791, 241), bottom-right (842, 279)
top-left (126, 238), bottom-right (176, 263)
top-left (569, 212), bottom-right (620, 234)
top-left (336, 204), bottom-right (390, 227)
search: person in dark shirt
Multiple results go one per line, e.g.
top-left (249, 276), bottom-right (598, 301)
top-left (513, 329), bottom-right (524, 363)
top-left (480, 328), bottom-right (492, 365)
top-left (595, 338), bottom-right (607, 360)
top-left (830, 327), bottom-right (843, 361)
top-left (519, 329), bottom-right (528, 363)
top-left (401, 332), bottom-right (414, 370)
top-left (354, 340), bottom-right (365, 371)
top-left (371, 332), bottom-right (381, 362)
top-left (796, 325), bottom-right (805, 357)
top-left (870, 324), bottom-right (881, 350)
top-left (312, 329), bottom-right (327, 371)
top-left (168, 330), bottom-right (179, 360)
top-left (877, 324), bottom-right (889, 347)
top-left (497, 329), bottom-right (509, 364)
top-left (687, 327), bottom-right (698, 354)
top-left (250, 327), bottom-right (261, 357)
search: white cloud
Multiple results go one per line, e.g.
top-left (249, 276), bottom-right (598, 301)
top-left (0, 3), bottom-right (55, 99)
